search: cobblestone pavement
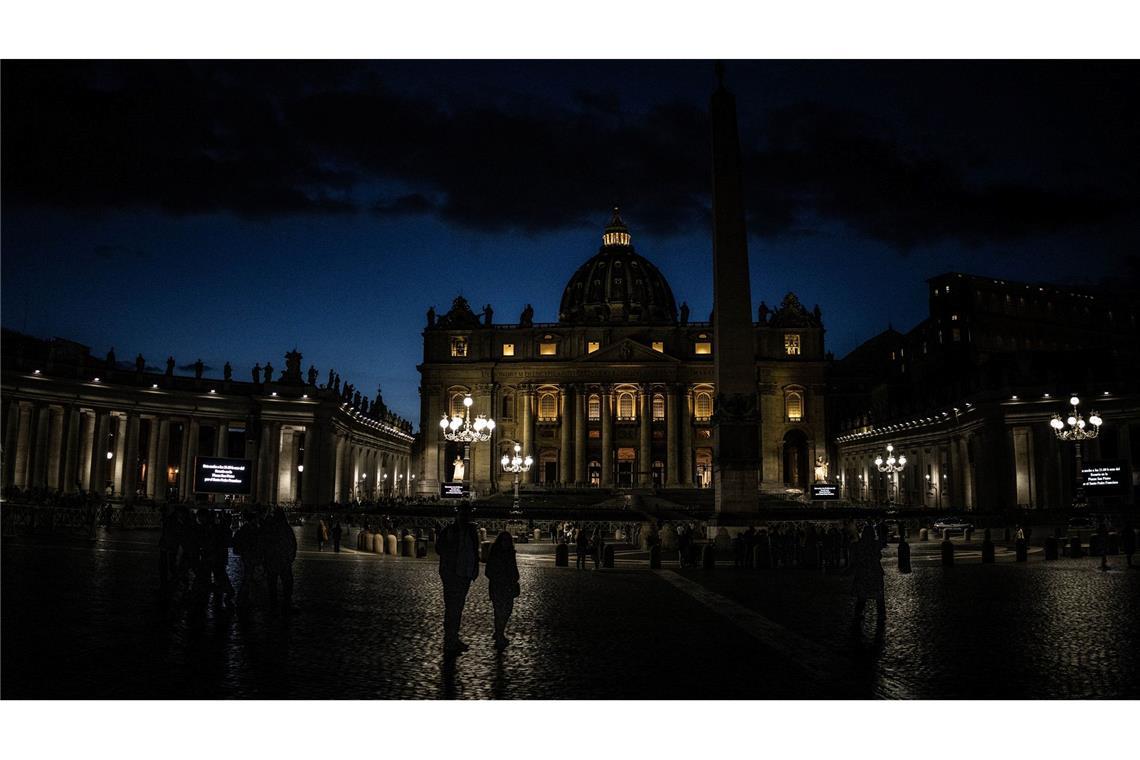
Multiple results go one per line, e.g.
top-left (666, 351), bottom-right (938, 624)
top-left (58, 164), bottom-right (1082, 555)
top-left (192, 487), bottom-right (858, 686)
top-left (3, 527), bottom-right (1137, 699)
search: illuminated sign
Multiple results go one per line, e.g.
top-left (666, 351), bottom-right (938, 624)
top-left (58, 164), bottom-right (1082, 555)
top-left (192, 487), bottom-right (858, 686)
top-left (193, 456), bottom-right (253, 495)
top-left (440, 482), bottom-right (468, 498)
top-left (1080, 461), bottom-right (1130, 496)
top-left (810, 483), bottom-right (840, 500)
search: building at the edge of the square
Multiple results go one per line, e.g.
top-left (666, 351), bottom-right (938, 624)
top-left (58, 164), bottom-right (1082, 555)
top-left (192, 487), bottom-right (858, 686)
top-left (1, 329), bottom-right (415, 506)
top-left (829, 272), bottom-right (1140, 511)
top-left (416, 209), bottom-right (827, 501)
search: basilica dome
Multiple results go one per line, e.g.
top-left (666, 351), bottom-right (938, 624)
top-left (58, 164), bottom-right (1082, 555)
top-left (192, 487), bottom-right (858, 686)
top-left (558, 209), bottom-right (678, 324)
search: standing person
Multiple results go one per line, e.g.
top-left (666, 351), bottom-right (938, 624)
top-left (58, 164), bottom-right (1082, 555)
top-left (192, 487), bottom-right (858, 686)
top-left (232, 510), bottom-right (261, 609)
top-left (575, 525), bottom-right (589, 569)
top-left (436, 503), bottom-right (480, 655)
top-left (592, 527), bottom-right (603, 570)
top-left (210, 511), bottom-right (235, 605)
top-left (485, 531), bottom-right (521, 650)
top-left (331, 520), bottom-right (342, 553)
top-left (262, 508), bottom-right (298, 615)
top-left (317, 518), bottom-right (329, 552)
top-left (677, 525), bottom-right (691, 568)
top-left (851, 523), bottom-right (886, 631)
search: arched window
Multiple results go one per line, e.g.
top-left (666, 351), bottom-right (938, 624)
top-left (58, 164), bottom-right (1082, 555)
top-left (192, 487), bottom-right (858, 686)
top-left (588, 394), bottom-right (601, 421)
top-left (652, 393), bottom-right (665, 421)
top-left (500, 394), bottom-right (514, 419)
top-left (538, 392), bottom-right (558, 421)
top-left (694, 391), bottom-right (713, 421)
top-left (785, 389), bottom-right (804, 422)
top-left (617, 391), bottom-right (636, 420)
top-left (449, 392), bottom-right (469, 418)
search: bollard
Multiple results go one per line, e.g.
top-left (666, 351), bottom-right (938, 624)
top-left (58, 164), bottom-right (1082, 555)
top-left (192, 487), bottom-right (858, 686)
top-left (478, 527), bottom-right (488, 543)
top-left (373, 532), bottom-right (384, 553)
top-left (555, 543), bottom-right (569, 567)
top-left (416, 542), bottom-right (427, 558)
top-left (897, 537), bottom-right (912, 573)
top-left (603, 543), bottom-right (615, 568)
top-left (1015, 538), bottom-right (1027, 562)
top-left (941, 538), bottom-right (954, 567)
top-left (919, 528), bottom-right (928, 542)
top-left (649, 544), bottom-right (661, 570)
top-left (982, 528), bottom-right (995, 563)
top-left (386, 534), bottom-right (398, 555)
top-left (1069, 535), bottom-right (1083, 558)
top-left (1044, 536), bottom-right (1059, 560)
top-left (533, 528), bottom-right (542, 542)
top-left (702, 543), bottom-right (716, 570)
top-left (402, 535), bottom-right (416, 557)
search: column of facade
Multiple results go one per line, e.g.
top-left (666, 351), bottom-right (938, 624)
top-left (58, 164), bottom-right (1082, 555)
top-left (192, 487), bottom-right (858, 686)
top-left (144, 417), bottom-right (160, 497)
top-left (112, 415), bottom-right (128, 495)
top-left (340, 437), bottom-right (355, 502)
top-left (474, 384), bottom-right (495, 493)
top-left (2, 400), bottom-right (18, 488)
top-left (276, 427), bottom-right (295, 503)
top-left (215, 421), bottom-right (229, 457)
top-left (574, 385), bottom-right (587, 486)
top-left (256, 420), bottom-right (274, 503)
top-left (31, 404), bottom-right (51, 488)
top-left (637, 385), bottom-right (651, 486)
top-left (181, 418), bottom-right (199, 501)
top-left (45, 406), bottom-right (65, 490)
top-left (77, 411), bottom-right (94, 491)
top-left (60, 405), bottom-right (81, 494)
top-left (681, 387), bottom-right (694, 486)
top-left (269, 422), bottom-right (282, 504)
top-left (89, 411), bottom-right (111, 496)
top-left (520, 385), bottom-right (536, 484)
top-left (300, 424), bottom-right (318, 505)
top-left (666, 385), bottom-right (680, 486)
top-left (122, 413), bottom-right (141, 503)
top-left (12, 402), bottom-right (33, 488)
top-left (558, 386), bottom-right (573, 485)
top-left (600, 385), bottom-right (614, 487)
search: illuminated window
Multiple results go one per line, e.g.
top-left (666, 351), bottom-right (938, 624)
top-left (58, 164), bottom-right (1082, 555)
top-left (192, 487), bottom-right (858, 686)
top-left (784, 334), bottom-right (801, 356)
top-left (588, 394), bottom-right (600, 421)
top-left (587, 341), bottom-right (600, 353)
top-left (502, 343), bottom-right (515, 357)
top-left (694, 391), bottom-right (713, 421)
top-left (538, 392), bottom-right (558, 421)
top-left (449, 393), bottom-right (469, 417)
top-left (952, 328), bottom-right (961, 342)
top-left (617, 391), bottom-right (636, 421)
top-left (694, 342), bottom-right (712, 355)
top-left (539, 342), bottom-right (558, 356)
top-left (652, 394), bottom-right (665, 421)
top-left (950, 314), bottom-right (959, 321)
top-left (785, 390), bottom-right (803, 422)
top-left (450, 337), bottom-right (468, 357)
top-left (651, 341), bottom-right (664, 353)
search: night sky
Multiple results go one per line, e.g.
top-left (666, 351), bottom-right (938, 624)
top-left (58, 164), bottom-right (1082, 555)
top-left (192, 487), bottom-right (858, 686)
top-left (3, 60), bottom-right (1138, 426)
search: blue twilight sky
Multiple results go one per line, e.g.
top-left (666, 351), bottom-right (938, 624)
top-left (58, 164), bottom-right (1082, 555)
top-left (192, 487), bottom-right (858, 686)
top-left (3, 61), bottom-right (1138, 427)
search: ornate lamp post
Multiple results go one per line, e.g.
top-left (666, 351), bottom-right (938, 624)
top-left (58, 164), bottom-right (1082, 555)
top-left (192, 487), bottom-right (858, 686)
top-left (874, 444), bottom-right (907, 505)
top-left (440, 394), bottom-right (495, 503)
top-left (1050, 395), bottom-right (1107, 565)
top-left (501, 443), bottom-right (533, 514)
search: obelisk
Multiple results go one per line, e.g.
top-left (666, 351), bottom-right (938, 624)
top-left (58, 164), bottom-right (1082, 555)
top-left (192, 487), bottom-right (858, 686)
top-left (710, 65), bottom-right (760, 514)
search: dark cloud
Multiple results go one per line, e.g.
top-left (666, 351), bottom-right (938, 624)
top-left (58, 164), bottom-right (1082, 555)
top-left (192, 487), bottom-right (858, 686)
top-left (2, 61), bottom-right (1136, 253)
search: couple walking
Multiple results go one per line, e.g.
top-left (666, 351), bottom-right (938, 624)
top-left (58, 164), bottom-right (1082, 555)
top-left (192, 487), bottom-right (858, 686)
top-left (437, 503), bottom-right (520, 655)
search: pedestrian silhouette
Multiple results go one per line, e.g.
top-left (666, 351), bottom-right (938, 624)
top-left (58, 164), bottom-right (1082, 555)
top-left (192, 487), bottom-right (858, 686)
top-left (262, 507), bottom-right (297, 615)
top-left (317, 518), bottom-right (328, 551)
top-left (851, 523), bottom-right (886, 633)
top-left (485, 531), bottom-right (521, 650)
top-left (331, 520), bottom-right (342, 553)
top-left (436, 503), bottom-right (480, 655)
top-left (575, 525), bottom-right (589, 569)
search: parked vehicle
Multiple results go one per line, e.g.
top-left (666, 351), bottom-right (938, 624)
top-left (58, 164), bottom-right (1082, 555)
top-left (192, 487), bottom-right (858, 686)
top-left (932, 516), bottom-right (973, 535)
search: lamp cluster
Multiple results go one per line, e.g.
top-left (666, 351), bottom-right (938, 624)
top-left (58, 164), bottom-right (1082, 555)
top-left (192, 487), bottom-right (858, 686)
top-left (874, 444), bottom-right (907, 473)
top-left (501, 443), bottom-right (533, 474)
top-left (439, 394), bottom-right (495, 443)
top-left (1050, 396), bottom-right (1102, 441)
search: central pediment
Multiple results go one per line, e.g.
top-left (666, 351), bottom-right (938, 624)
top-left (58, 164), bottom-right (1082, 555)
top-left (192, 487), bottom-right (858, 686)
top-left (575, 338), bottom-right (679, 363)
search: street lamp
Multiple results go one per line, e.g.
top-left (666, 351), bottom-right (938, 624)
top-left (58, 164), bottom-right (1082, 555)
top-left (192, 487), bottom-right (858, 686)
top-left (874, 444), bottom-right (907, 505)
top-left (501, 443), bottom-right (533, 514)
top-left (1050, 395), bottom-right (1106, 567)
top-left (440, 394), bottom-right (495, 503)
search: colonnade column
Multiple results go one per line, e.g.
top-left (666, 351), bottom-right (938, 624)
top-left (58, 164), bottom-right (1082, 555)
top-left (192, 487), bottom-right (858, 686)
top-left (666, 385), bottom-right (680, 486)
top-left (520, 385), bottom-right (536, 484)
top-left (31, 404), bottom-right (50, 488)
top-left (300, 424), bottom-right (318, 505)
top-left (574, 385), bottom-right (587, 486)
top-left (122, 413), bottom-right (140, 502)
top-left (215, 422), bottom-right (229, 457)
top-left (90, 411), bottom-right (111, 496)
top-left (12, 403), bottom-right (33, 488)
top-left (46, 406), bottom-right (65, 490)
top-left (681, 387), bottom-right (693, 486)
top-left (475, 384), bottom-right (495, 493)
top-left (112, 415), bottom-right (128, 494)
top-left (637, 385), bottom-right (651, 486)
top-left (559, 386), bottom-right (573, 485)
top-left (600, 385), bottom-right (613, 487)
top-left (257, 420), bottom-right (274, 503)
top-left (181, 418), bottom-right (199, 501)
top-left (78, 411), bottom-right (95, 491)
top-left (61, 406), bottom-right (81, 494)
top-left (144, 417), bottom-right (160, 497)
top-left (2, 401), bottom-right (19, 488)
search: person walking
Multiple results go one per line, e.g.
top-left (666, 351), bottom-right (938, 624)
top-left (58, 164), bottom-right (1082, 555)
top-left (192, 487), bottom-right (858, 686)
top-left (262, 508), bottom-right (298, 615)
top-left (317, 518), bottom-right (329, 552)
top-left (485, 531), bottom-right (521, 650)
top-left (331, 520), bottom-right (342, 553)
top-left (851, 523), bottom-right (886, 632)
top-left (436, 503), bottom-right (480, 655)
top-left (575, 525), bottom-right (589, 569)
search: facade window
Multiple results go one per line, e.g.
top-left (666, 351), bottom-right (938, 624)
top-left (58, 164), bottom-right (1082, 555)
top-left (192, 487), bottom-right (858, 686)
top-left (450, 337), bottom-right (468, 357)
top-left (538, 392), bottom-right (558, 421)
top-left (588, 394), bottom-right (601, 421)
top-left (694, 341), bottom-right (712, 355)
top-left (785, 390), bottom-right (804, 422)
top-left (694, 391), bottom-right (713, 421)
top-left (951, 314), bottom-right (959, 321)
top-left (617, 392), bottom-right (636, 421)
top-left (652, 393), bottom-right (665, 421)
top-left (651, 341), bottom-right (664, 353)
top-left (784, 334), bottom-right (801, 356)
top-left (587, 341), bottom-right (600, 353)
top-left (449, 392), bottom-right (469, 418)
top-left (539, 342), bottom-right (558, 356)
top-left (502, 343), bottom-right (515, 357)
top-left (500, 394), bottom-right (513, 419)
top-left (952, 328), bottom-right (961, 342)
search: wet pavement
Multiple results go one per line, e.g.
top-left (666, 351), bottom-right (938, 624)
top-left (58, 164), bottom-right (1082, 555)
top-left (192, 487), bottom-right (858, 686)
top-left (3, 527), bottom-right (1138, 699)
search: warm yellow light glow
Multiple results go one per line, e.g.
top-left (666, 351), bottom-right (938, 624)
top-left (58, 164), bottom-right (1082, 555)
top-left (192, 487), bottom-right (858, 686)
top-left (502, 343), bottom-right (515, 357)
top-left (652, 341), bottom-right (664, 352)
top-left (784, 334), bottom-right (801, 356)
top-left (539, 342), bottom-right (557, 356)
top-left (587, 341), bottom-right (600, 353)
top-left (694, 342), bottom-right (712, 355)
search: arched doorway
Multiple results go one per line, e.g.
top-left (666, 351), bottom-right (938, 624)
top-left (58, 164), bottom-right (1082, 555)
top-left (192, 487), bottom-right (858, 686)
top-left (782, 429), bottom-right (809, 490)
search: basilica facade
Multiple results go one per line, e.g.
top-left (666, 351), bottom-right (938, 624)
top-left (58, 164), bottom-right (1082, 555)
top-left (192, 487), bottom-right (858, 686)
top-left (416, 211), bottom-right (827, 500)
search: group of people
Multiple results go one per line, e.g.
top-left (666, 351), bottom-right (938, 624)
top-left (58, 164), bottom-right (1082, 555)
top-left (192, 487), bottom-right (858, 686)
top-left (315, 518), bottom-right (343, 552)
top-left (158, 503), bottom-right (297, 614)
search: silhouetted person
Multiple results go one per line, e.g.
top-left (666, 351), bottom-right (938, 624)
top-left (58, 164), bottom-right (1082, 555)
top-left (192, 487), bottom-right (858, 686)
top-left (485, 531), bottom-right (520, 650)
top-left (436, 503), bottom-right (480, 655)
top-left (262, 508), bottom-right (297, 614)
top-left (331, 520), bottom-right (342, 553)
top-left (576, 526), bottom-right (589, 569)
top-left (209, 511), bottom-right (235, 605)
top-left (677, 525), bottom-right (691, 568)
top-left (852, 523), bottom-right (886, 631)
top-left (232, 510), bottom-right (261, 609)
top-left (317, 518), bottom-right (328, 551)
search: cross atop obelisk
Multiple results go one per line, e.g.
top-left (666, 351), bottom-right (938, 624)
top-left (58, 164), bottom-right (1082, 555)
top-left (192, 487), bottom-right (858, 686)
top-left (710, 64), bottom-right (760, 514)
